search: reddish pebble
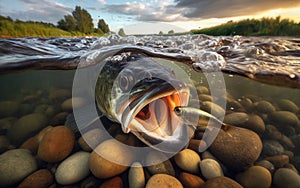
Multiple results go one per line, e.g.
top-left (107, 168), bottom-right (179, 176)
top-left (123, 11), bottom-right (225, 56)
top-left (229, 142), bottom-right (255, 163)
top-left (37, 126), bottom-right (75, 163)
top-left (17, 169), bottom-right (54, 188)
top-left (179, 172), bottom-right (204, 188)
top-left (99, 177), bottom-right (123, 188)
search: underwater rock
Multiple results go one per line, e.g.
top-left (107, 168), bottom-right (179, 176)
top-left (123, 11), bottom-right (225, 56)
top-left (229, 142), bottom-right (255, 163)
top-left (0, 117), bottom-right (16, 134)
top-left (196, 86), bottom-right (210, 94)
top-left (200, 158), bottom-right (224, 180)
top-left (244, 114), bottom-right (265, 134)
top-left (174, 149), bottom-right (200, 174)
top-left (128, 162), bottom-right (145, 188)
top-left (7, 113), bottom-right (48, 146)
top-left (277, 99), bottom-right (299, 113)
top-left (0, 101), bottom-right (20, 118)
top-left (209, 127), bottom-right (262, 172)
top-left (223, 112), bottom-right (248, 126)
top-left (48, 88), bottom-right (71, 101)
top-left (147, 151), bottom-right (175, 176)
top-left (254, 100), bottom-right (276, 114)
top-left (0, 135), bottom-right (10, 153)
top-left (263, 140), bottom-right (285, 156)
top-left (37, 126), bottom-right (75, 163)
top-left (78, 128), bottom-right (108, 152)
top-left (198, 94), bottom-right (212, 102)
top-left (188, 139), bottom-right (207, 152)
top-left (61, 97), bottom-right (86, 112)
top-left (255, 160), bottom-right (275, 174)
top-left (17, 169), bottom-right (54, 188)
top-left (235, 166), bottom-right (272, 188)
top-left (145, 174), bottom-right (183, 188)
top-left (199, 176), bottom-right (242, 188)
top-left (55, 151), bottom-right (90, 185)
top-left (50, 112), bottom-right (69, 125)
top-left (89, 139), bottom-right (133, 179)
top-left (100, 176), bottom-right (123, 188)
top-left (264, 154), bottom-right (289, 168)
top-left (273, 168), bottom-right (300, 188)
top-left (0, 149), bottom-right (38, 187)
top-left (178, 172), bottom-right (204, 188)
top-left (20, 136), bottom-right (39, 154)
top-left (269, 111), bottom-right (299, 127)
top-left (201, 101), bottom-right (225, 119)
top-left (34, 104), bottom-right (57, 118)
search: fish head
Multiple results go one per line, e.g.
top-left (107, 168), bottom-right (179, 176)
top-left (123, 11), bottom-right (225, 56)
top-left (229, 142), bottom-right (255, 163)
top-left (109, 57), bottom-right (194, 152)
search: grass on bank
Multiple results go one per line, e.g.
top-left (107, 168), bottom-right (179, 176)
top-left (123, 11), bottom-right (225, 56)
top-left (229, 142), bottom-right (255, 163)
top-left (191, 17), bottom-right (300, 36)
top-left (0, 16), bottom-right (104, 38)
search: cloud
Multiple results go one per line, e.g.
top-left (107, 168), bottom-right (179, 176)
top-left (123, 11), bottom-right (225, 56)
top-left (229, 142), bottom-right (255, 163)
top-left (102, 0), bottom-right (300, 22)
top-left (174, 0), bottom-right (300, 18)
top-left (1, 0), bottom-right (73, 23)
top-left (96, 0), bottom-right (106, 5)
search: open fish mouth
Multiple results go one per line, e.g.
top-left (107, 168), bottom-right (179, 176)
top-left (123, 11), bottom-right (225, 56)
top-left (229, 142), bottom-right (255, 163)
top-left (119, 80), bottom-right (192, 152)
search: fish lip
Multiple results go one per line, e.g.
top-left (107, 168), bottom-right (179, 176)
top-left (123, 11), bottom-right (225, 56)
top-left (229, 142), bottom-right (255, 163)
top-left (119, 80), bottom-right (191, 152)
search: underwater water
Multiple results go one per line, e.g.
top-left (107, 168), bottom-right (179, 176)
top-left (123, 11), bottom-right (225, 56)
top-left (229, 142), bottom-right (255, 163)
top-left (0, 35), bottom-right (299, 187)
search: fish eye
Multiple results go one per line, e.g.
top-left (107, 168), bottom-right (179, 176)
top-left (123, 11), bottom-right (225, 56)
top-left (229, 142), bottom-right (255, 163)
top-left (174, 106), bottom-right (182, 116)
top-left (118, 74), bottom-right (133, 92)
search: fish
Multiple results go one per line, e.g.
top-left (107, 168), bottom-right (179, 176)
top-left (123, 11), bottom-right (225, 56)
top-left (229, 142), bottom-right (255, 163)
top-left (78, 54), bottom-right (194, 152)
top-left (173, 106), bottom-right (228, 129)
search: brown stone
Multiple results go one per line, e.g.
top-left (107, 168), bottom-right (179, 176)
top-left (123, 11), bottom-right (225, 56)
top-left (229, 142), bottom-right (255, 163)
top-left (179, 172), bottom-right (204, 188)
top-left (20, 136), bottom-right (39, 154)
top-left (18, 169), bottom-right (54, 188)
top-left (265, 155), bottom-right (289, 168)
top-left (146, 174), bottom-right (183, 188)
top-left (209, 126), bottom-right (262, 172)
top-left (89, 139), bottom-right (133, 179)
top-left (37, 126), bottom-right (75, 163)
top-left (100, 177), bottom-right (123, 188)
top-left (200, 176), bottom-right (242, 188)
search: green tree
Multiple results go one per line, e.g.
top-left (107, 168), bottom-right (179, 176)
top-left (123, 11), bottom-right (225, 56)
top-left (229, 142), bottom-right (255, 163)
top-left (72, 6), bottom-right (94, 34)
top-left (57, 15), bottom-right (76, 31)
top-left (168, 30), bottom-right (174, 34)
top-left (118, 28), bottom-right (126, 37)
top-left (159, 31), bottom-right (163, 35)
top-left (98, 19), bottom-right (110, 33)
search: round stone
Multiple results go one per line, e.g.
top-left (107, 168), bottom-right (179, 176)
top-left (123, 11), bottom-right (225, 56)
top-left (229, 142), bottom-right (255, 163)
top-left (277, 99), bottom-right (299, 113)
top-left (78, 128), bottom-right (108, 152)
top-left (0, 149), bottom-right (38, 187)
top-left (0, 101), bottom-right (19, 118)
top-left (100, 176), bottom-right (123, 188)
top-left (269, 111), bottom-right (299, 127)
top-left (146, 151), bottom-right (175, 176)
top-left (55, 151), bottom-right (90, 185)
top-left (223, 112), bottom-right (248, 126)
top-left (146, 174), bottom-right (183, 188)
top-left (263, 140), bottom-right (284, 156)
top-left (200, 158), bottom-right (223, 179)
top-left (178, 172), bottom-right (204, 188)
top-left (38, 126), bottom-right (75, 163)
top-left (61, 97), bottom-right (86, 112)
top-left (174, 149), bottom-right (201, 174)
top-left (201, 101), bottom-right (225, 119)
top-left (244, 114), bottom-right (265, 134)
top-left (89, 139), bottom-right (133, 179)
top-left (209, 127), bottom-right (262, 172)
top-left (7, 113), bottom-right (48, 145)
top-left (200, 176), bottom-right (242, 188)
top-left (0, 135), bottom-right (10, 153)
top-left (274, 168), bottom-right (300, 188)
top-left (255, 160), bottom-right (275, 173)
top-left (254, 100), bottom-right (275, 114)
top-left (264, 155), bottom-right (289, 168)
top-left (128, 162), bottom-right (145, 188)
top-left (20, 136), bottom-right (39, 154)
top-left (18, 169), bottom-right (54, 188)
top-left (235, 166), bottom-right (272, 188)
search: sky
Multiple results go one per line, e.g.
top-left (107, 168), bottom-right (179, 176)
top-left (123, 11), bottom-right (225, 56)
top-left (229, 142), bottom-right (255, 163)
top-left (0, 0), bottom-right (300, 34)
